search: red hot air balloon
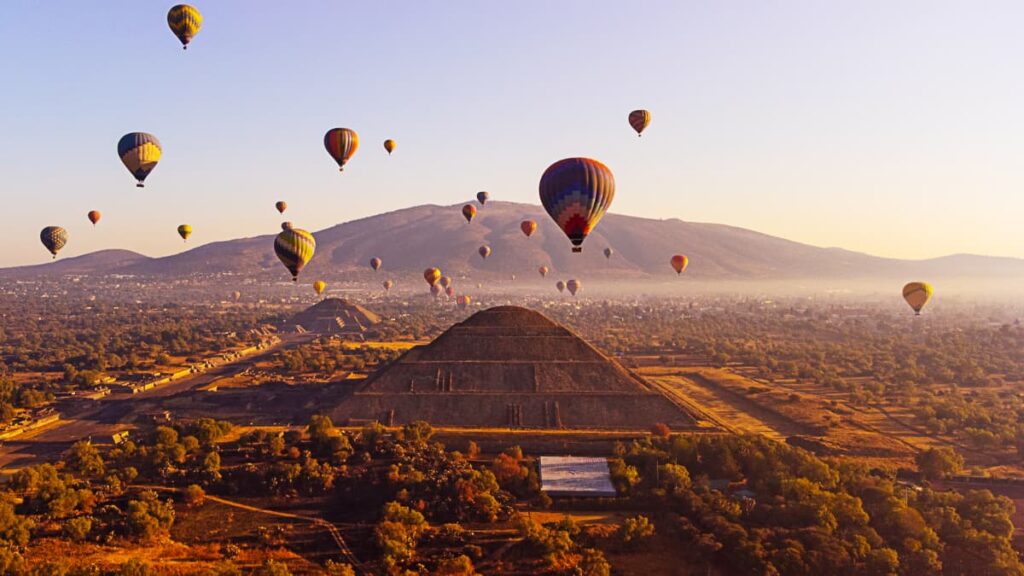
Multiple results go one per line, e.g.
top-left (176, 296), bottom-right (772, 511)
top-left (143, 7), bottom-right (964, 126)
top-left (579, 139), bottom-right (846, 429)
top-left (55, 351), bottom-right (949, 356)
top-left (539, 158), bottom-right (614, 253)
top-left (424, 268), bottom-right (441, 287)
top-left (520, 220), bottom-right (537, 237)
top-left (462, 204), bottom-right (477, 223)
top-left (671, 254), bottom-right (689, 275)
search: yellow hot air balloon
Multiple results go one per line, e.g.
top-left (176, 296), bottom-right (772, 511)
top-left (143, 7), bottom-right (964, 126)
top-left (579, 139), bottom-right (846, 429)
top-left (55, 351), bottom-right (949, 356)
top-left (902, 282), bottom-right (934, 315)
top-left (177, 224), bottom-right (192, 242)
top-left (275, 228), bottom-right (316, 281)
top-left (671, 254), bottom-right (689, 275)
top-left (167, 4), bottom-right (203, 50)
top-left (423, 268), bottom-right (441, 287)
top-left (313, 280), bottom-right (327, 296)
top-left (384, 139), bottom-right (396, 155)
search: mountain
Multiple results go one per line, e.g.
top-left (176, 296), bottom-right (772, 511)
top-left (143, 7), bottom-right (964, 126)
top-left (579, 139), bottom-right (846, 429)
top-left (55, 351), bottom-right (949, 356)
top-left (3, 202), bottom-right (1023, 281)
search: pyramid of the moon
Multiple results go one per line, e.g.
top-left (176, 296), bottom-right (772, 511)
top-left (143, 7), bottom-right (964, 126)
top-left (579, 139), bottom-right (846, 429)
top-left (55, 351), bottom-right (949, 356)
top-left (330, 306), bottom-right (698, 429)
top-left (285, 298), bottom-right (381, 338)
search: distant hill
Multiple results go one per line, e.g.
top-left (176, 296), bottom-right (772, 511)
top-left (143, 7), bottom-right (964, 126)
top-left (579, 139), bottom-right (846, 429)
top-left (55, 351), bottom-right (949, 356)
top-left (3, 202), bottom-right (1023, 281)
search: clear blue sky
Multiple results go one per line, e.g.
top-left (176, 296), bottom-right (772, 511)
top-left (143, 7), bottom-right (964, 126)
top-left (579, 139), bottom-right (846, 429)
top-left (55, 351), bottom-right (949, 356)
top-left (1, 0), bottom-right (1022, 266)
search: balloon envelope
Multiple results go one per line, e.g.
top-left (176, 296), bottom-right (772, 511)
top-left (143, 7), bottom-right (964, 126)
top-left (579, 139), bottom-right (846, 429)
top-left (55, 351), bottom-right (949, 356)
top-left (629, 109), bottom-right (651, 136)
top-left (40, 226), bottom-right (67, 258)
top-left (167, 4), bottom-right (202, 49)
top-left (423, 268), bottom-right (442, 286)
top-left (384, 139), bottom-right (396, 155)
top-left (556, 280), bottom-right (565, 293)
top-left (177, 224), bottom-right (192, 241)
top-left (370, 257), bottom-right (382, 271)
top-left (118, 132), bottom-right (161, 187)
top-left (324, 128), bottom-right (359, 171)
top-left (538, 266), bottom-right (548, 277)
top-left (567, 279), bottom-right (581, 296)
top-left (275, 228), bottom-right (316, 281)
top-left (478, 245), bottom-right (491, 259)
top-left (539, 157), bottom-right (614, 252)
top-left (476, 191), bottom-right (489, 205)
top-left (383, 280), bottom-right (394, 292)
top-left (520, 220), bottom-right (537, 237)
top-left (671, 254), bottom-right (689, 274)
top-left (276, 201), bottom-right (287, 214)
top-left (604, 247), bottom-right (613, 259)
top-left (902, 282), bottom-right (934, 315)
top-left (313, 280), bottom-right (326, 295)
top-left (462, 204), bottom-right (477, 223)
top-left (88, 211), bottom-right (101, 226)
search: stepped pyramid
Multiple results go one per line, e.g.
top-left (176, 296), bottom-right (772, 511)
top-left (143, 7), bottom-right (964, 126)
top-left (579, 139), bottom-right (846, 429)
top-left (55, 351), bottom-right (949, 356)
top-left (285, 298), bottom-right (381, 338)
top-left (330, 306), bottom-right (697, 429)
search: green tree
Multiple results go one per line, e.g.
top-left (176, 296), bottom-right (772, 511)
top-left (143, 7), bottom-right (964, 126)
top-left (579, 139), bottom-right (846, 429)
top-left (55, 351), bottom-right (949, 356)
top-left (916, 446), bottom-right (964, 480)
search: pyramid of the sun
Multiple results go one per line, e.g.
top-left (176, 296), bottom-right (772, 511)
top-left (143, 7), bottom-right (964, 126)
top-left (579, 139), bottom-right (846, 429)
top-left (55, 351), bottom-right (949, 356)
top-left (285, 298), bottom-right (381, 337)
top-left (330, 306), bottom-right (697, 429)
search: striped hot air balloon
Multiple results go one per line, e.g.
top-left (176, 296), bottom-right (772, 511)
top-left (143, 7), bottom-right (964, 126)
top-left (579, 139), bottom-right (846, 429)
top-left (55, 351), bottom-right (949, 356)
top-left (40, 226), bottom-right (67, 259)
top-left (629, 109), bottom-right (651, 136)
top-left (324, 128), bottom-right (359, 172)
top-left (275, 228), bottom-right (316, 281)
top-left (462, 204), bottom-right (477, 223)
top-left (167, 4), bottom-right (203, 50)
top-left (88, 211), bottom-right (101, 226)
top-left (902, 282), bottom-right (934, 315)
top-left (539, 158), bottom-right (614, 253)
top-left (118, 133), bottom-right (162, 187)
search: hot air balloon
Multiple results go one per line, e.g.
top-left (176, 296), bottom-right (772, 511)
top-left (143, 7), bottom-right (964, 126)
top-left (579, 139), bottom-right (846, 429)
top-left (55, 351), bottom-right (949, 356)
top-left (423, 268), bottom-right (441, 287)
top-left (167, 4), bottom-right (202, 50)
top-left (556, 280), bottom-right (565, 293)
top-left (370, 257), bottom-right (382, 271)
top-left (671, 254), bottom-right (689, 275)
top-left (281, 221), bottom-right (293, 231)
top-left (439, 276), bottom-right (452, 289)
top-left (510, 274), bottom-right (516, 281)
top-left (276, 201), bottom-right (287, 214)
top-left (539, 157), bottom-right (614, 253)
top-left (383, 279), bottom-right (394, 293)
top-left (384, 139), bottom-right (396, 155)
top-left (520, 220), bottom-right (537, 237)
top-left (628, 109), bottom-right (651, 137)
top-left (567, 279), bottom-right (581, 296)
top-left (177, 224), bottom-right (192, 242)
top-left (313, 280), bottom-right (326, 296)
top-left (231, 291), bottom-right (241, 301)
top-left (538, 266), bottom-right (549, 277)
top-left (604, 247), bottom-right (613, 259)
top-left (40, 226), bottom-right (67, 259)
top-left (430, 283), bottom-right (442, 298)
top-left (476, 191), bottom-right (489, 205)
top-left (324, 128), bottom-right (359, 172)
top-left (902, 282), bottom-right (934, 315)
top-left (445, 286), bottom-right (455, 298)
top-left (457, 295), bottom-right (471, 309)
top-left (462, 204), bottom-right (477, 223)
top-left (478, 245), bottom-right (491, 259)
top-left (118, 132), bottom-right (161, 187)
top-left (88, 211), bottom-right (101, 226)
top-left (275, 228), bottom-right (316, 281)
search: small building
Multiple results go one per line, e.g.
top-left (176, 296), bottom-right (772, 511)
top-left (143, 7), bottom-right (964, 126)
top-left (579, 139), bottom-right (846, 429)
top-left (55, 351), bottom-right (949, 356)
top-left (539, 456), bottom-right (617, 498)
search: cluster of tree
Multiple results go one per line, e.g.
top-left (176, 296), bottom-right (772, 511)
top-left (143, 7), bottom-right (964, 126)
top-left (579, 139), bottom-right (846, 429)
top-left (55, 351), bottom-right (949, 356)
top-left (274, 340), bottom-right (402, 375)
top-left (609, 433), bottom-right (1023, 575)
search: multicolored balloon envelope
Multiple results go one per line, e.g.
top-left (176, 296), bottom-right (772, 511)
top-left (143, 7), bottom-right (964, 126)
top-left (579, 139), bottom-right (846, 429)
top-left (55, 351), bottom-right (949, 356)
top-left (902, 282), bottom-right (934, 315)
top-left (423, 268), bottom-right (441, 287)
top-left (324, 128), bottom-right (359, 171)
top-left (118, 132), bottom-right (162, 187)
top-left (384, 139), bottom-right (396, 155)
top-left (276, 201), bottom-right (287, 214)
top-left (520, 220), bottom-right (537, 237)
top-left (567, 279), bottom-right (581, 296)
top-left (88, 211), bottom-right (101, 226)
top-left (476, 191), bottom-right (489, 205)
top-left (167, 4), bottom-right (203, 50)
top-left (462, 204), bottom-right (477, 223)
top-left (539, 157), bottom-right (615, 253)
top-left (275, 228), bottom-right (316, 281)
top-left (177, 224), bottom-right (193, 242)
top-left (40, 226), bottom-right (67, 259)
top-left (671, 254), bottom-right (689, 274)
top-left (629, 109), bottom-right (651, 136)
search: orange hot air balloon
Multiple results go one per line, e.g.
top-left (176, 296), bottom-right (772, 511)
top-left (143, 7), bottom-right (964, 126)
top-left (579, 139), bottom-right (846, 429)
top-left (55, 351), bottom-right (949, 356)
top-left (520, 220), bottom-right (537, 237)
top-left (478, 245), bottom-right (491, 259)
top-left (383, 280), bottom-right (394, 293)
top-left (445, 286), bottom-right (455, 298)
top-left (556, 280), bottom-right (566, 293)
top-left (384, 139), bottom-right (396, 155)
top-left (567, 279), bottom-right (581, 296)
top-left (370, 257), bottom-right (382, 271)
top-left (439, 276), bottom-right (452, 289)
top-left (275, 201), bottom-right (287, 214)
top-left (88, 210), bottom-right (101, 226)
top-left (462, 204), bottom-right (477, 223)
top-left (324, 128), bottom-right (359, 172)
top-left (313, 280), bottom-right (327, 296)
top-left (670, 254), bottom-right (689, 275)
top-left (424, 268), bottom-right (442, 287)
top-left (538, 266), bottom-right (548, 277)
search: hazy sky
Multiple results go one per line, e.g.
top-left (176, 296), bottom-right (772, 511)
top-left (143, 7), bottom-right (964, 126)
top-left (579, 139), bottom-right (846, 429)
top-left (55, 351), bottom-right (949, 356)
top-left (1, 1), bottom-right (1022, 266)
